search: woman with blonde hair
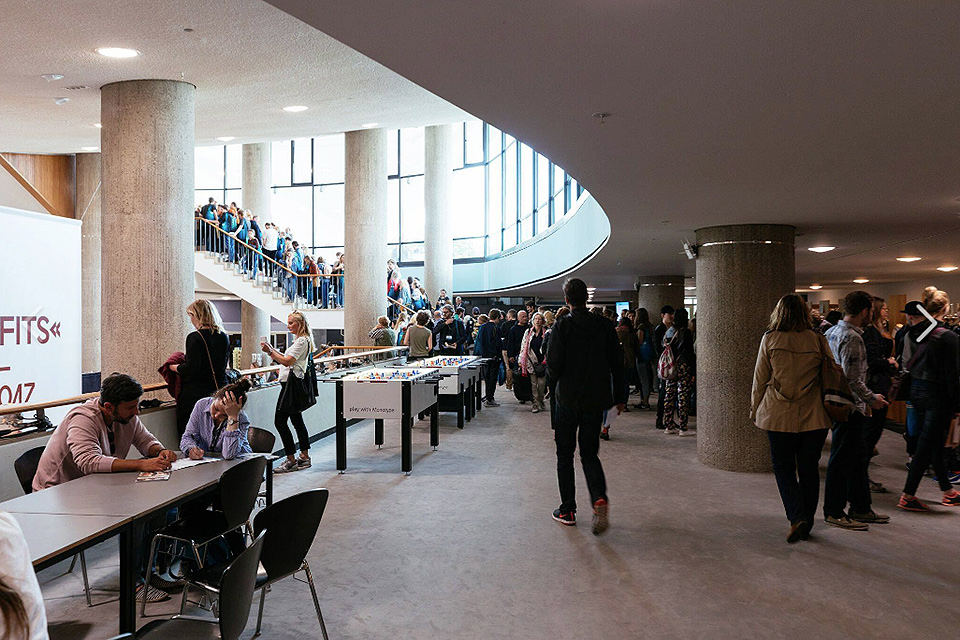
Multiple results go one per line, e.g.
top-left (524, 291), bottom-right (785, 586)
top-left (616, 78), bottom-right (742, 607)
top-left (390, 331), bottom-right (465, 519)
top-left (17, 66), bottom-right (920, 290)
top-left (520, 312), bottom-right (549, 413)
top-left (751, 293), bottom-right (833, 543)
top-left (170, 299), bottom-right (229, 438)
top-left (262, 311), bottom-right (317, 473)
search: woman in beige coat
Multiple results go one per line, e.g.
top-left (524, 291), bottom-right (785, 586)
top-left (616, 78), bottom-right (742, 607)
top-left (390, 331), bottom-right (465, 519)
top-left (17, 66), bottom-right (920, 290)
top-left (751, 294), bottom-right (833, 543)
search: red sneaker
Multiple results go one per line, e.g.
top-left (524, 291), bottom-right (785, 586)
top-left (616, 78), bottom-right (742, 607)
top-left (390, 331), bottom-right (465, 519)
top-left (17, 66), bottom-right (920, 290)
top-left (942, 492), bottom-right (960, 507)
top-left (898, 495), bottom-right (929, 512)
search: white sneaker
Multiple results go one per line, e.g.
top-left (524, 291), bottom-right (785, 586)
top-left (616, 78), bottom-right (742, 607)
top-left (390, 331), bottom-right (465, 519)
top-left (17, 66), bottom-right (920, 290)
top-left (664, 427), bottom-right (679, 435)
top-left (274, 458), bottom-right (300, 474)
top-left (678, 429), bottom-right (695, 437)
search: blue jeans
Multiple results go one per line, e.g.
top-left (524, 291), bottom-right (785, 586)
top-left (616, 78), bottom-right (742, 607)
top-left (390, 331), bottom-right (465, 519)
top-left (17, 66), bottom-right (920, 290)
top-left (904, 382), bottom-right (953, 495)
top-left (768, 429), bottom-right (828, 525)
top-left (823, 412), bottom-right (872, 518)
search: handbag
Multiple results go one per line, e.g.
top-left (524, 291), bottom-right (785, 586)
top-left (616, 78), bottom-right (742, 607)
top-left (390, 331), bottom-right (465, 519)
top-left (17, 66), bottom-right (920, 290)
top-left (277, 348), bottom-right (318, 413)
top-left (819, 337), bottom-right (855, 422)
top-left (657, 336), bottom-right (677, 380)
top-left (533, 360), bottom-right (547, 377)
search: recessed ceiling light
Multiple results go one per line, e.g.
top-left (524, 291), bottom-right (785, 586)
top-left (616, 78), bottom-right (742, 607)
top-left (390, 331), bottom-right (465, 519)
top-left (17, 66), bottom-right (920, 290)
top-left (897, 256), bottom-right (921, 262)
top-left (96, 47), bottom-right (140, 58)
top-left (53, 97), bottom-right (70, 105)
top-left (41, 74), bottom-right (64, 82)
top-left (219, 296), bottom-right (233, 300)
top-left (853, 278), bottom-right (869, 284)
top-left (282, 105), bottom-right (308, 113)
top-left (361, 122), bottom-right (379, 129)
top-left (684, 286), bottom-right (696, 290)
top-left (937, 266), bottom-right (958, 272)
top-left (80, 146), bottom-right (99, 152)
top-left (93, 123), bottom-right (102, 128)
top-left (808, 246), bottom-right (835, 253)
top-left (809, 285), bottom-right (823, 290)
top-left (216, 136), bottom-right (235, 142)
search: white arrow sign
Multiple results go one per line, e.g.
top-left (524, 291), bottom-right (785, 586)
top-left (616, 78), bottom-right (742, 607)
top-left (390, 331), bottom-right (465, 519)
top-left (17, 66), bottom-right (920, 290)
top-left (916, 303), bottom-right (937, 342)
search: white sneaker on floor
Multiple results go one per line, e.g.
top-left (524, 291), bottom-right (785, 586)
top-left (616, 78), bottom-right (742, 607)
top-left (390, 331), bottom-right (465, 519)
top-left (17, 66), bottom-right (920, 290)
top-left (664, 427), bottom-right (679, 435)
top-left (678, 429), bottom-right (695, 437)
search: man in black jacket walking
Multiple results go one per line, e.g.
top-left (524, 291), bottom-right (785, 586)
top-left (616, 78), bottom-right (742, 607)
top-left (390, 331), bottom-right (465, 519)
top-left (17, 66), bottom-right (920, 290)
top-left (546, 278), bottom-right (627, 534)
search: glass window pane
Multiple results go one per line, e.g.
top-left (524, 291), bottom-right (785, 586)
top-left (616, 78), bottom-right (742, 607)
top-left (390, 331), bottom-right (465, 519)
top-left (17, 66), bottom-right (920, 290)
top-left (313, 184), bottom-right (344, 248)
top-left (314, 134), bottom-right (345, 184)
top-left (195, 146), bottom-right (224, 190)
top-left (225, 145), bottom-right (242, 189)
top-left (487, 124), bottom-right (502, 158)
top-left (271, 141), bottom-right (291, 187)
top-left (452, 166), bottom-right (484, 238)
top-left (271, 186), bottom-right (312, 246)
top-left (464, 120), bottom-right (483, 164)
top-left (195, 189), bottom-right (223, 209)
top-left (400, 242), bottom-right (424, 262)
top-left (453, 237), bottom-right (484, 259)
top-left (486, 156), bottom-right (502, 255)
top-left (503, 224), bottom-right (517, 250)
top-left (400, 128), bottom-right (424, 176)
top-left (504, 133), bottom-right (515, 148)
top-left (520, 144), bottom-right (534, 218)
top-left (537, 206), bottom-right (550, 234)
top-left (387, 244), bottom-right (400, 262)
top-left (537, 154), bottom-right (550, 208)
top-left (504, 143), bottom-right (517, 228)
top-left (387, 179), bottom-right (400, 244)
top-left (570, 177), bottom-right (580, 203)
top-left (225, 188), bottom-right (243, 211)
top-left (387, 130), bottom-right (399, 177)
top-left (521, 214), bottom-right (534, 242)
top-left (553, 193), bottom-right (565, 220)
top-left (292, 138), bottom-right (312, 184)
top-left (400, 175), bottom-right (425, 242)
top-left (553, 165), bottom-right (565, 196)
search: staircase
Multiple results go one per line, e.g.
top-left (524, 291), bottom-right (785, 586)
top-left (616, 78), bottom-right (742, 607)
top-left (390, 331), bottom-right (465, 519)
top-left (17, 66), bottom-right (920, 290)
top-left (194, 250), bottom-right (344, 329)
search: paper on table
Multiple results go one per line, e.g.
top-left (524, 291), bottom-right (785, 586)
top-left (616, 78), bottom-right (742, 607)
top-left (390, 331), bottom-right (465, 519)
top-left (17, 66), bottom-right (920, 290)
top-left (171, 457), bottom-right (219, 471)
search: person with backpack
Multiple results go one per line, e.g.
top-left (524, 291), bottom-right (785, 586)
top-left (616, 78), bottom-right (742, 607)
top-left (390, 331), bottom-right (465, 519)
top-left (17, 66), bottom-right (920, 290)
top-left (751, 294), bottom-right (834, 543)
top-left (898, 289), bottom-right (960, 511)
top-left (634, 308), bottom-right (656, 410)
top-left (660, 308), bottom-right (696, 435)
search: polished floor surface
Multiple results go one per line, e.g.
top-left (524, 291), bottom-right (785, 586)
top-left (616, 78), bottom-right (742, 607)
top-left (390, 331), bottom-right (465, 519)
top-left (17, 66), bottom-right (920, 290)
top-left (40, 391), bottom-right (958, 640)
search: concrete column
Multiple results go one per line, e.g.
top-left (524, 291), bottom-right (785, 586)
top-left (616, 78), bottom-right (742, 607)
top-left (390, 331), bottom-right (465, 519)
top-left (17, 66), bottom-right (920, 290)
top-left (635, 275), bottom-right (685, 315)
top-left (77, 153), bottom-right (101, 373)
top-left (423, 124), bottom-right (456, 300)
top-left (694, 224), bottom-right (795, 472)
top-left (241, 142), bottom-right (273, 368)
top-left (344, 129), bottom-right (388, 346)
top-left (100, 80), bottom-right (195, 389)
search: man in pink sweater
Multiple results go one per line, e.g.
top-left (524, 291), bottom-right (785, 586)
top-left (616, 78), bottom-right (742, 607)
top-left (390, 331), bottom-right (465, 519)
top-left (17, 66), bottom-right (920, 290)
top-left (33, 373), bottom-right (176, 491)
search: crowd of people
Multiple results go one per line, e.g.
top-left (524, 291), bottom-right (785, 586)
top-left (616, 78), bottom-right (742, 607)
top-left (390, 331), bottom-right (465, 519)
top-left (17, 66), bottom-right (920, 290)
top-left (195, 198), bottom-right (344, 308)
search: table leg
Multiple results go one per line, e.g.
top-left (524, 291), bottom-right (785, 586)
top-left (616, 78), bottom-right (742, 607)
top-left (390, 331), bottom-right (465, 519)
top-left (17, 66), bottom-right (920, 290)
top-left (266, 461), bottom-right (274, 506)
top-left (375, 419), bottom-right (384, 448)
top-left (457, 390), bottom-right (465, 429)
top-left (402, 414), bottom-right (412, 474)
top-left (336, 383), bottom-right (347, 473)
top-left (430, 402), bottom-right (439, 450)
top-left (119, 523), bottom-right (136, 634)
top-left (476, 373), bottom-right (483, 412)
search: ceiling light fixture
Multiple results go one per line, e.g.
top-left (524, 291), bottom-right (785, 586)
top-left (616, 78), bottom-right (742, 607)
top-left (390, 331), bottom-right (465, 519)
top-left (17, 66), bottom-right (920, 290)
top-left (897, 256), bottom-right (921, 262)
top-left (80, 146), bottom-right (99, 152)
top-left (282, 105), bottom-right (308, 113)
top-left (853, 278), bottom-right (869, 284)
top-left (937, 266), bottom-right (958, 272)
top-left (96, 47), bottom-right (140, 58)
top-left (809, 285), bottom-right (823, 290)
top-left (808, 246), bottom-right (835, 253)
top-left (216, 136), bottom-right (235, 142)
top-left (53, 97), bottom-right (70, 105)
top-left (685, 286), bottom-right (696, 290)
top-left (360, 122), bottom-right (379, 129)
top-left (41, 74), bottom-right (64, 82)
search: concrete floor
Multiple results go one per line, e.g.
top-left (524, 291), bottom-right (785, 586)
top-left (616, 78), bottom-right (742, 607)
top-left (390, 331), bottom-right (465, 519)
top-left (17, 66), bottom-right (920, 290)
top-left (39, 392), bottom-right (958, 640)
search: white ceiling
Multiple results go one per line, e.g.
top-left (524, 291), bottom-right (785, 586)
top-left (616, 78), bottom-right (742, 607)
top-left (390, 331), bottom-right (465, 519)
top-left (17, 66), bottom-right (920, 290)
top-left (265, 0), bottom-right (960, 297)
top-left (0, 0), bottom-right (467, 154)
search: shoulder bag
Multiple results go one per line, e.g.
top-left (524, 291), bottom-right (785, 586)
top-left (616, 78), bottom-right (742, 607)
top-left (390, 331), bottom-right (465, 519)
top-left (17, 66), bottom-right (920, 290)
top-left (818, 335), bottom-right (855, 423)
top-left (657, 335), bottom-right (677, 380)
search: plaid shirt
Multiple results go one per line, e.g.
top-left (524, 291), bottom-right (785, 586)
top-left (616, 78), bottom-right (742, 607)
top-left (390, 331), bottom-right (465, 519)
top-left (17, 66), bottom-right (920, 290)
top-left (825, 320), bottom-right (878, 414)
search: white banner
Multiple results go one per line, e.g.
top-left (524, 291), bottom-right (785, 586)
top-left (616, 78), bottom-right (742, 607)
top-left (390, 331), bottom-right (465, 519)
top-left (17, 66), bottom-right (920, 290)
top-left (0, 206), bottom-right (82, 411)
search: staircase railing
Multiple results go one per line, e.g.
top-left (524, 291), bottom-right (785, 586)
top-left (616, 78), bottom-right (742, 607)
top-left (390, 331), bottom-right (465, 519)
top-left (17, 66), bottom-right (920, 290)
top-left (195, 217), bottom-right (344, 309)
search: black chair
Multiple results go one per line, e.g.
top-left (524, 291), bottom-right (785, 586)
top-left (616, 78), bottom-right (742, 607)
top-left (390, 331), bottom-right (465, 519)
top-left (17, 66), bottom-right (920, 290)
top-left (14, 446), bottom-right (93, 607)
top-left (110, 532), bottom-right (265, 640)
top-left (180, 489), bottom-right (331, 639)
top-left (246, 427), bottom-right (276, 454)
top-left (142, 456), bottom-right (267, 615)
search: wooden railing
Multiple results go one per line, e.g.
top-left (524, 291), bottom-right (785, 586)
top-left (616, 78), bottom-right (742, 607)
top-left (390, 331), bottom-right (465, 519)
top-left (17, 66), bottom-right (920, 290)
top-left (0, 346), bottom-right (408, 418)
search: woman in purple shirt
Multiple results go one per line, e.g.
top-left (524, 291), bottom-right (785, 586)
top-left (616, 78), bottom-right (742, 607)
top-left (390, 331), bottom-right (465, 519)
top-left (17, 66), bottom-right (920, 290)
top-left (180, 380), bottom-right (254, 460)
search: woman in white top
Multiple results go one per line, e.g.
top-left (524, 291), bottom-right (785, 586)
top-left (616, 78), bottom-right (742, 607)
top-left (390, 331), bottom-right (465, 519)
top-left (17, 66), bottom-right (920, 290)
top-left (262, 311), bottom-right (316, 473)
top-left (0, 512), bottom-right (48, 640)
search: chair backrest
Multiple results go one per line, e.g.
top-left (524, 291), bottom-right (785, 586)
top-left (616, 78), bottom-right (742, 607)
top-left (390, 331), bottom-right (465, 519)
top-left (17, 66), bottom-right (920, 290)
top-left (218, 531), bottom-right (265, 640)
top-left (218, 456), bottom-right (267, 530)
top-left (246, 427), bottom-right (276, 454)
top-left (13, 447), bottom-right (45, 495)
top-left (253, 488), bottom-right (329, 580)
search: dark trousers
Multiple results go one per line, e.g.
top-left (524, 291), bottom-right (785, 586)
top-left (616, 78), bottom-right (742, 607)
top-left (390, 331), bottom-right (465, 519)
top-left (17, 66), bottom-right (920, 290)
top-left (484, 360), bottom-right (499, 402)
top-left (768, 429), bottom-right (828, 526)
top-left (903, 394), bottom-right (953, 496)
top-left (555, 404), bottom-right (607, 513)
top-left (655, 378), bottom-right (666, 427)
top-left (275, 407), bottom-right (310, 456)
top-left (823, 412), bottom-right (872, 518)
top-left (861, 405), bottom-right (887, 481)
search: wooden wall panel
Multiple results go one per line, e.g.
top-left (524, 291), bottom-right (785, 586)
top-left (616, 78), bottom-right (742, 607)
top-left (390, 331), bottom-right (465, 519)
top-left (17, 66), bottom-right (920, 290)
top-left (0, 152), bottom-right (76, 218)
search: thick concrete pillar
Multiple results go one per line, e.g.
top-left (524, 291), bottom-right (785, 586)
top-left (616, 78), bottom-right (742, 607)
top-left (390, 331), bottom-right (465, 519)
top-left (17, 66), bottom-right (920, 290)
top-left (77, 153), bottom-right (101, 373)
top-left (241, 142), bottom-right (273, 368)
top-left (635, 275), bottom-right (685, 315)
top-left (694, 224), bottom-right (795, 472)
top-left (344, 129), bottom-right (388, 346)
top-left (423, 124), bottom-right (456, 300)
top-left (100, 80), bottom-right (195, 388)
